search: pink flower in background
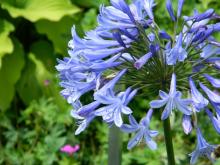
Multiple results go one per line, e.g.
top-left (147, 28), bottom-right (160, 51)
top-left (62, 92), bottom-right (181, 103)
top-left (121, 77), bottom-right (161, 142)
top-left (60, 144), bottom-right (80, 155)
top-left (44, 79), bottom-right (50, 86)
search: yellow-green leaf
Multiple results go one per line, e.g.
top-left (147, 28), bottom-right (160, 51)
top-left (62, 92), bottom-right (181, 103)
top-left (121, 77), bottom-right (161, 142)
top-left (0, 19), bottom-right (14, 67)
top-left (36, 16), bottom-right (77, 56)
top-left (0, 39), bottom-right (25, 110)
top-left (1, 0), bottom-right (80, 22)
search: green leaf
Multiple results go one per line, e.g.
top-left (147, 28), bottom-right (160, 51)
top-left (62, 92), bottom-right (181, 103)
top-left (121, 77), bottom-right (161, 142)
top-left (16, 59), bottom-right (42, 105)
top-left (81, 8), bottom-right (97, 32)
top-left (0, 39), bottom-right (24, 111)
top-left (35, 16), bottom-right (78, 56)
top-left (1, 0), bottom-right (80, 22)
top-left (27, 51), bottom-right (68, 111)
top-left (72, 0), bottom-right (108, 8)
top-left (30, 40), bottom-right (56, 72)
top-left (0, 19), bottom-right (14, 67)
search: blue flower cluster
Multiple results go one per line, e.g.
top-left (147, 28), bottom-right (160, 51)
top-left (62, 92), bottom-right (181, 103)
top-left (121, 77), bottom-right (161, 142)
top-left (57, 0), bottom-right (220, 164)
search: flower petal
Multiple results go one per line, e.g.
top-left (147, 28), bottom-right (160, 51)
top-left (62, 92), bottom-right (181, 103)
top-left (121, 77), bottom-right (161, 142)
top-left (114, 108), bottom-right (123, 127)
top-left (150, 99), bottom-right (168, 108)
top-left (200, 83), bottom-right (220, 103)
top-left (127, 131), bottom-right (144, 150)
top-left (129, 114), bottom-right (139, 126)
top-left (145, 135), bottom-right (157, 150)
top-left (161, 99), bottom-right (173, 120)
top-left (120, 124), bottom-right (139, 133)
top-left (182, 115), bottom-right (192, 134)
top-left (166, 0), bottom-right (176, 21)
top-left (204, 74), bottom-right (220, 88)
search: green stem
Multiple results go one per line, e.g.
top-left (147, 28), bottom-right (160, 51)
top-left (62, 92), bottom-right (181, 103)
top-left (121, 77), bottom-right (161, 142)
top-left (108, 125), bottom-right (122, 165)
top-left (163, 117), bottom-right (176, 165)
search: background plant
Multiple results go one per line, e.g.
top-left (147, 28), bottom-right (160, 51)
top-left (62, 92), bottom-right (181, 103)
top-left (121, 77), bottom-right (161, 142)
top-left (0, 0), bottom-right (220, 165)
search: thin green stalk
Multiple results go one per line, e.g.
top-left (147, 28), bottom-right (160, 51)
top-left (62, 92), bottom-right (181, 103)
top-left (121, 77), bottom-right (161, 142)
top-left (163, 117), bottom-right (176, 165)
top-left (161, 81), bottom-right (175, 165)
top-left (108, 125), bottom-right (122, 165)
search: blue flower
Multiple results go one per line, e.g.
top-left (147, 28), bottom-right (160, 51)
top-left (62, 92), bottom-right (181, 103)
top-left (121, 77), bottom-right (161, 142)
top-left (204, 74), bottom-right (220, 88)
top-left (95, 69), bottom-right (127, 95)
top-left (165, 33), bottom-right (188, 65)
top-left (177, 0), bottom-right (184, 18)
top-left (142, 0), bottom-right (156, 20)
top-left (185, 9), bottom-right (215, 22)
top-left (150, 73), bottom-right (192, 120)
top-left (200, 83), bottom-right (220, 104)
top-left (211, 102), bottom-right (220, 116)
top-left (205, 108), bottom-right (220, 134)
top-left (56, 0), bottom-right (220, 163)
top-left (199, 44), bottom-right (220, 59)
top-left (189, 128), bottom-right (216, 164)
top-left (159, 30), bottom-right (172, 40)
top-left (182, 115), bottom-right (192, 135)
top-left (189, 78), bottom-right (208, 110)
top-left (95, 87), bottom-right (137, 127)
top-left (166, 0), bottom-right (176, 22)
top-left (121, 109), bottom-right (158, 150)
top-left (71, 101), bottom-right (100, 135)
top-left (69, 27), bottom-right (129, 61)
top-left (98, 0), bottom-right (151, 32)
top-left (134, 52), bottom-right (153, 69)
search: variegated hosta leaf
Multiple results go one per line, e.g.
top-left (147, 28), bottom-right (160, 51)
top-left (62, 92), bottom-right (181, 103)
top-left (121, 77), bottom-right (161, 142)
top-left (1, 0), bottom-right (80, 22)
top-left (0, 19), bottom-right (14, 68)
top-left (0, 39), bottom-right (25, 110)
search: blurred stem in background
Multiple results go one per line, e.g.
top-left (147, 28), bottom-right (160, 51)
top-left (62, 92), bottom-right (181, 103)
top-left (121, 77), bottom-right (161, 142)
top-left (108, 125), bottom-right (122, 165)
top-left (163, 117), bottom-right (176, 165)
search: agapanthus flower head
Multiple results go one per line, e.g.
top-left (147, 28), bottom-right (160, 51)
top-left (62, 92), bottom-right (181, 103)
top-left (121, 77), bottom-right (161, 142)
top-left (57, 0), bottom-right (220, 163)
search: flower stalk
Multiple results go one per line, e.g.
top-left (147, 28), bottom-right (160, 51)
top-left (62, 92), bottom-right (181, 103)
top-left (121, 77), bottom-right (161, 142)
top-left (108, 125), bottom-right (122, 165)
top-left (163, 117), bottom-right (176, 165)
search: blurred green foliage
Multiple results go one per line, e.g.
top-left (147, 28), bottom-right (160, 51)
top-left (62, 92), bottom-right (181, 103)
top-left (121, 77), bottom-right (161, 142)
top-left (0, 0), bottom-right (220, 164)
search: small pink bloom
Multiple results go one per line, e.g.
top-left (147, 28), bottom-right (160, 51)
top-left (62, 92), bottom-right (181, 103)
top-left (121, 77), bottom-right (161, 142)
top-left (73, 144), bottom-right (80, 152)
top-left (44, 79), bottom-right (50, 86)
top-left (60, 144), bottom-right (80, 155)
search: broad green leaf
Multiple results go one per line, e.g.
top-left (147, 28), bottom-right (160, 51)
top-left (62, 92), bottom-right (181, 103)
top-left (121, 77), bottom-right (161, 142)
top-left (35, 16), bottom-right (78, 56)
top-left (72, 0), bottom-right (108, 8)
top-left (1, 0), bottom-right (80, 22)
top-left (81, 8), bottom-right (97, 32)
top-left (0, 19), bottom-right (14, 68)
top-left (16, 59), bottom-right (42, 105)
top-left (29, 52), bottom-right (52, 84)
top-left (28, 51), bottom-right (68, 111)
top-left (0, 39), bottom-right (24, 111)
top-left (30, 40), bottom-right (56, 72)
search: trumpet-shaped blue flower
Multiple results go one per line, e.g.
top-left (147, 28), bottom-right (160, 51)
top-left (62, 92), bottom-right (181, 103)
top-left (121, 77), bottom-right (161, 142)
top-left (150, 73), bottom-right (192, 120)
top-left (189, 128), bottom-right (216, 164)
top-left (185, 9), bottom-right (215, 22)
top-left (177, 0), bottom-right (184, 18)
top-left (71, 101), bottom-right (100, 135)
top-left (199, 43), bottom-right (220, 58)
top-left (121, 109), bottom-right (158, 150)
top-left (200, 83), bottom-right (220, 104)
top-left (95, 87), bottom-right (137, 127)
top-left (189, 78), bottom-right (208, 110)
top-left (159, 30), bottom-right (172, 40)
top-left (165, 33), bottom-right (187, 65)
top-left (204, 74), bottom-right (220, 88)
top-left (206, 108), bottom-right (220, 134)
top-left (182, 115), bottom-right (192, 135)
top-left (166, 0), bottom-right (176, 22)
top-left (142, 0), bottom-right (155, 20)
top-left (134, 52), bottom-right (153, 69)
